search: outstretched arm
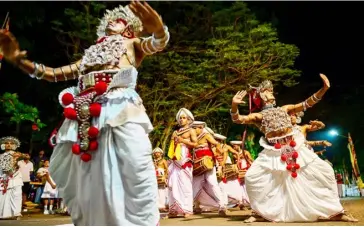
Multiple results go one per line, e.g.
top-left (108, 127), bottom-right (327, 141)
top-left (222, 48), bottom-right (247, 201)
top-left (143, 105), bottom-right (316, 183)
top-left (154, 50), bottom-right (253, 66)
top-left (306, 120), bottom-right (325, 132)
top-left (307, 140), bottom-right (332, 147)
top-left (226, 145), bottom-right (240, 162)
top-left (283, 74), bottom-right (330, 114)
top-left (0, 30), bottom-right (81, 82)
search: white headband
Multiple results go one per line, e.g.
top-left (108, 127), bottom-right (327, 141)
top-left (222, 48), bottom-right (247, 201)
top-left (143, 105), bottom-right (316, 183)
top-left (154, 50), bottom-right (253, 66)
top-left (192, 121), bottom-right (206, 128)
top-left (230, 140), bottom-right (242, 145)
top-left (214, 134), bottom-right (227, 141)
top-left (176, 108), bottom-right (194, 123)
top-left (153, 147), bottom-right (163, 154)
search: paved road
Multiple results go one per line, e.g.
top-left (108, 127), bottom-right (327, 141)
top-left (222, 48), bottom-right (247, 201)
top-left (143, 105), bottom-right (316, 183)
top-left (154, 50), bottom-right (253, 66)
top-left (1, 198), bottom-right (363, 226)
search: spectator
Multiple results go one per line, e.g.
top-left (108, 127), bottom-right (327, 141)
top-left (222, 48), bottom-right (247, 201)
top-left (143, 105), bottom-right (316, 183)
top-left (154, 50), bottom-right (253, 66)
top-left (32, 150), bottom-right (48, 171)
top-left (37, 160), bottom-right (58, 215)
top-left (34, 161), bottom-right (47, 204)
top-left (18, 153), bottom-right (34, 211)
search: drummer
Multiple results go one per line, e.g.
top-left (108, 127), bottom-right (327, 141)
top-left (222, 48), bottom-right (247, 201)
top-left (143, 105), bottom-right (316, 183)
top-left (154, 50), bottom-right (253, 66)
top-left (214, 135), bottom-right (242, 209)
top-left (191, 121), bottom-right (226, 216)
top-left (230, 141), bottom-right (252, 210)
top-left (152, 147), bottom-right (168, 213)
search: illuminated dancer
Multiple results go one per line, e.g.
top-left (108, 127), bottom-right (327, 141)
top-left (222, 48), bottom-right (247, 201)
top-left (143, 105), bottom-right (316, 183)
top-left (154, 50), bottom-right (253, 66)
top-left (0, 2), bottom-right (169, 225)
top-left (230, 74), bottom-right (357, 222)
top-left (167, 108), bottom-right (196, 218)
top-left (0, 137), bottom-right (23, 220)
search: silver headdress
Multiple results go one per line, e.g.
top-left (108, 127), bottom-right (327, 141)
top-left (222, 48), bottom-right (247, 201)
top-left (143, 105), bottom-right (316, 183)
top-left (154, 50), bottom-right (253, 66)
top-left (0, 136), bottom-right (21, 150)
top-left (96, 5), bottom-right (143, 39)
top-left (249, 80), bottom-right (275, 106)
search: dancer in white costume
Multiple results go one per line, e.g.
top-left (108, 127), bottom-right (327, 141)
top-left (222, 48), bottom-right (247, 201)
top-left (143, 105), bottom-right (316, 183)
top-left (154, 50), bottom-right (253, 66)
top-left (0, 136), bottom-right (23, 220)
top-left (0, 2), bottom-right (169, 225)
top-left (230, 74), bottom-right (357, 223)
top-left (192, 121), bottom-right (227, 216)
top-left (167, 108), bottom-right (196, 218)
top-left (153, 148), bottom-right (168, 212)
top-left (214, 135), bottom-right (242, 208)
top-left (230, 141), bottom-right (251, 208)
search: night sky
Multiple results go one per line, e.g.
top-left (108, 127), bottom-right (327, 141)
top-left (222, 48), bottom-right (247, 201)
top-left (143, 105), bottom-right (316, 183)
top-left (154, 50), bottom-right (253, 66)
top-left (0, 2), bottom-right (362, 167)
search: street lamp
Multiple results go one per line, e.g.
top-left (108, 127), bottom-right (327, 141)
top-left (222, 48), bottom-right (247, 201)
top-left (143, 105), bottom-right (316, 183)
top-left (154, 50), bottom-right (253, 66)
top-left (328, 129), bottom-right (348, 139)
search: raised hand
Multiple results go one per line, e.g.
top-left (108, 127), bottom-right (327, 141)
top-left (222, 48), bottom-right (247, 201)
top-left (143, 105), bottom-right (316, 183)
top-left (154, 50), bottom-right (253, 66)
top-left (0, 30), bottom-right (26, 63)
top-left (323, 141), bottom-right (332, 147)
top-left (232, 90), bottom-right (247, 105)
top-left (129, 1), bottom-right (164, 35)
top-left (320, 73), bottom-right (330, 89)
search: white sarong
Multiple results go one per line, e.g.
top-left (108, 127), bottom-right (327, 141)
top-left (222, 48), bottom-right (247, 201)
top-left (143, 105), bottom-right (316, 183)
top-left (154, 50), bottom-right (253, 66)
top-left (245, 129), bottom-right (344, 222)
top-left (49, 68), bottom-right (160, 226)
top-left (168, 144), bottom-right (193, 216)
top-left (0, 171), bottom-right (23, 219)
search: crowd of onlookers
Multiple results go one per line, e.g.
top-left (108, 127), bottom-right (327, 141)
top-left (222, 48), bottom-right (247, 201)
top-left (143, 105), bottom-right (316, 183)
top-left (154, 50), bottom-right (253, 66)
top-left (18, 150), bottom-right (68, 215)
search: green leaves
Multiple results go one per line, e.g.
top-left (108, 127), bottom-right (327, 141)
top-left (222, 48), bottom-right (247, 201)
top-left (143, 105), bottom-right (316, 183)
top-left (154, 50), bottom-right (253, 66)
top-left (0, 92), bottom-right (46, 129)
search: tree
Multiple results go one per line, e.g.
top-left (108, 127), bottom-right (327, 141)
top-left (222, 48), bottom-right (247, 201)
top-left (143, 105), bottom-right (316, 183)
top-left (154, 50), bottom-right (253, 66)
top-left (139, 2), bottom-right (300, 150)
top-left (0, 92), bottom-right (46, 153)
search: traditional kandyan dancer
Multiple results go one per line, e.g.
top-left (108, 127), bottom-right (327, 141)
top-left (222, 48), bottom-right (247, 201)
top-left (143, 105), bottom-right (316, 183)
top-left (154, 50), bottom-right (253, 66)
top-left (0, 136), bottom-right (23, 220)
top-left (290, 112), bottom-right (332, 149)
top-left (230, 74), bottom-right (357, 223)
top-left (230, 141), bottom-right (251, 209)
top-left (191, 121), bottom-right (227, 216)
top-left (0, 2), bottom-right (169, 225)
top-left (214, 135), bottom-right (243, 208)
top-left (153, 147), bottom-right (169, 212)
top-left (167, 108), bottom-right (196, 218)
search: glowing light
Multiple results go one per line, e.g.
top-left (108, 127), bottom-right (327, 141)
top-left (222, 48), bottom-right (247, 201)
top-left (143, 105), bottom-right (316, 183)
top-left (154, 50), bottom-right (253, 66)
top-left (328, 129), bottom-right (339, 136)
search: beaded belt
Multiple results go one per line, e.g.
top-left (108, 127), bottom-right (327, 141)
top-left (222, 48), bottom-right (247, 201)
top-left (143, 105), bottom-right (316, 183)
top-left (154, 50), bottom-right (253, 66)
top-left (268, 135), bottom-right (293, 146)
top-left (78, 72), bottom-right (115, 92)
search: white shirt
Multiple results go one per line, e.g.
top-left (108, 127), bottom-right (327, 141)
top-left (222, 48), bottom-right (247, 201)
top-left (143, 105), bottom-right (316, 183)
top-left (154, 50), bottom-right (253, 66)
top-left (18, 160), bottom-right (34, 182)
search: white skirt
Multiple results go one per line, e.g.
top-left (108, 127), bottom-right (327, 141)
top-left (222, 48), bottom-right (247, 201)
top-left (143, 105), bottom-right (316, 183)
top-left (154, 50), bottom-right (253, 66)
top-left (49, 76), bottom-right (159, 226)
top-left (245, 131), bottom-right (343, 222)
top-left (0, 172), bottom-right (23, 219)
top-left (41, 181), bottom-right (58, 199)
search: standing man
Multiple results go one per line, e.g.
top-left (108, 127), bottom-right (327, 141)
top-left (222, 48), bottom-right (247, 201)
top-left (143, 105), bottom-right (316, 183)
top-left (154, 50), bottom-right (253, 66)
top-left (168, 108), bottom-right (197, 218)
top-left (18, 153), bottom-right (34, 211)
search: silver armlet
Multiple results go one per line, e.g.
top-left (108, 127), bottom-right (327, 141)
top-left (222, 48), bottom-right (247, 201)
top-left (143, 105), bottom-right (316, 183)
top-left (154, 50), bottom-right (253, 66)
top-left (152, 26), bottom-right (170, 51)
top-left (141, 37), bottom-right (156, 55)
top-left (53, 69), bottom-right (57, 83)
top-left (312, 94), bottom-right (321, 102)
top-left (60, 67), bottom-right (67, 81)
top-left (302, 102), bottom-right (307, 111)
top-left (29, 62), bottom-right (39, 78)
top-left (36, 64), bottom-right (46, 80)
top-left (69, 65), bottom-right (77, 80)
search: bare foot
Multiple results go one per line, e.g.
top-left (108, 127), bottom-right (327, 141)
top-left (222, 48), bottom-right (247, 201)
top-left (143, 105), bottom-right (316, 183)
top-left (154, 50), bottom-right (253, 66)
top-left (218, 209), bottom-right (227, 217)
top-left (184, 214), bottom-right (191, 218)
top-left (194, 208), bottom-right (202, 214)
top-left (168, 213), bottom-right (178, 218)
top-left (331, 214), bottom-right (358, 222)
top-left (243, 215), bottom-right (266, 223)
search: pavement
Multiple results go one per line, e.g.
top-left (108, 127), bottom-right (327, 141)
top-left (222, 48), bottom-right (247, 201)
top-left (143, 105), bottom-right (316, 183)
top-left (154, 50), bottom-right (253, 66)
top-left (1, 197), bottom-right (363, 226)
